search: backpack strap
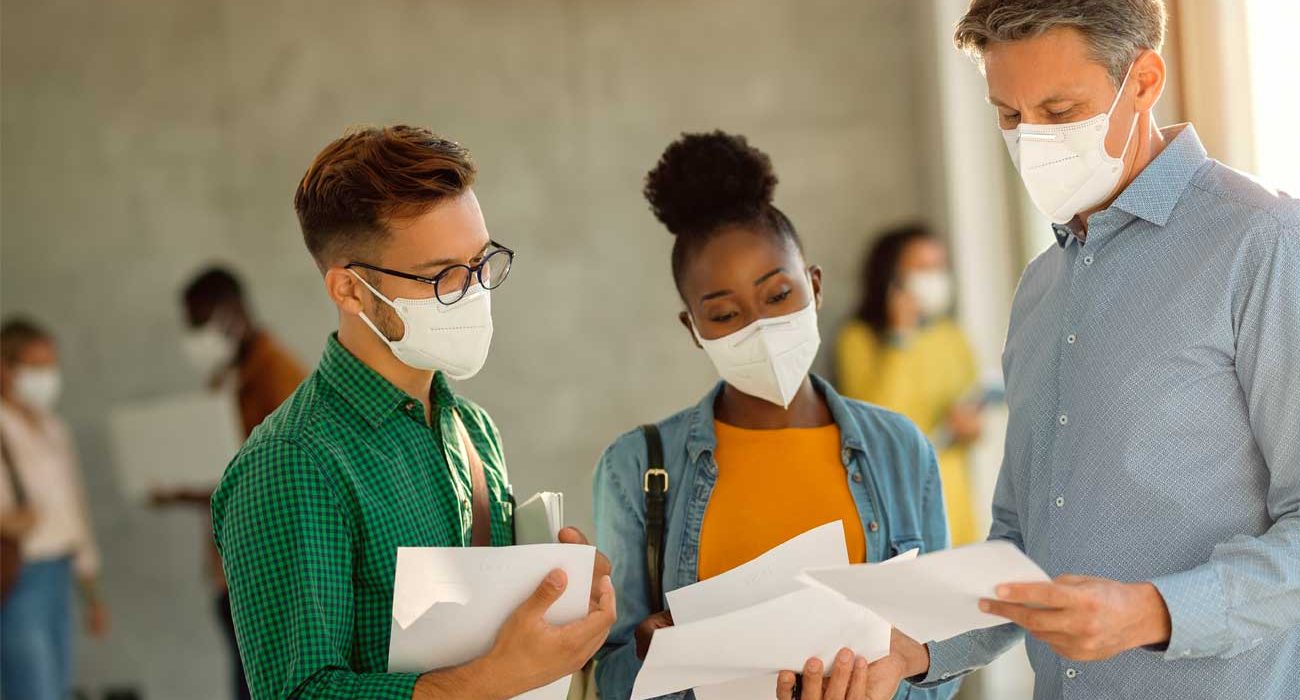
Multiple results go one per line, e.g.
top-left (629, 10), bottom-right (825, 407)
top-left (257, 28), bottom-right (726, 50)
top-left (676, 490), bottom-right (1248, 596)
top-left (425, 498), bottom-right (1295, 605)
top-left (639, 424), bottom-right (668, 613)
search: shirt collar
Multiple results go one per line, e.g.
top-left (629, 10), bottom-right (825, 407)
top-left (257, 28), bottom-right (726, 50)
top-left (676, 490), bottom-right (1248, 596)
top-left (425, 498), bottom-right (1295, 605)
top-left (318, 333), bottom-right (448, 428)
top-left (683, 374), bottom-right (868, 464)
top-left (1051, 124), bottom-right (1209, 248)
top-left (1110, 123), bottom-right (1208, 227)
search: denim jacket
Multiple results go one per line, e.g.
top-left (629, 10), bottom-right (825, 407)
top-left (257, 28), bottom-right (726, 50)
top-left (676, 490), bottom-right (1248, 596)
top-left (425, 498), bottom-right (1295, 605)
top-left (592, 375), bottom-right (958, 700)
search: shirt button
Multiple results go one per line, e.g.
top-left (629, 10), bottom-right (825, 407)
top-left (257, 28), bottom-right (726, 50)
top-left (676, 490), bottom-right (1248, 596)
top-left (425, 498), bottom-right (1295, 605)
top-left (404, 401), bottom-right (417, 411)
top-left (1083, 255), bottom-right (1094, 266)
top-left (1067, 334), bottom-right (1077, 344)
top-left (852, 473), bottom-right (863, 483)
top-left (1058, 414), bottom-right (1069, 426)
top-left (940, 672), bottom-right (953, 680)
top-left (868, 521), bottom-right (879, 532)
top-left (1066, 668), bottom-right (1078, 679)
top-left (1055, 496), bottom-right (1065, 508)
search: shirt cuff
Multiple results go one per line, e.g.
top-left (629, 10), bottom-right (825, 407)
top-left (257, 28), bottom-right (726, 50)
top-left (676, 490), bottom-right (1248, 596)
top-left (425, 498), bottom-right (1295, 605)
top-left (1150, 566), bottom-right (1231, 660)
top-left (910, 637), bottom-right (980, 688)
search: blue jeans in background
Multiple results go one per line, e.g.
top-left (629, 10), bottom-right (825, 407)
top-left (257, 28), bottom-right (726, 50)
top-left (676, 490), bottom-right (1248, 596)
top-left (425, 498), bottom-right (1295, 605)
top-left (1, 556), bottom-right (74, 700)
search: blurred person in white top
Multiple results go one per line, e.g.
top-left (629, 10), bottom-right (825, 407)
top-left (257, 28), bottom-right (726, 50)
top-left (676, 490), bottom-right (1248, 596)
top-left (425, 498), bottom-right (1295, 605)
top-left (0, 317), bottom-right (108, 700)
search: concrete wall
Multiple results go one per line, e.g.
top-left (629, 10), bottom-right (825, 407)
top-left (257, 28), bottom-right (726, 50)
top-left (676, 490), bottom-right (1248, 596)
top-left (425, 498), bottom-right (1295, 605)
top-left (2, 1), bottom-right (933, 696)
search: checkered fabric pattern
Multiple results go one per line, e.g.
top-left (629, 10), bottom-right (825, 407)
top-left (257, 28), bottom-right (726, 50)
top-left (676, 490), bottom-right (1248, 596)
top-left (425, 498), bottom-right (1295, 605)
top-left (918, 125), bottom-right (1300, 699)
top-left (212, 334), bottom-right (514, 699)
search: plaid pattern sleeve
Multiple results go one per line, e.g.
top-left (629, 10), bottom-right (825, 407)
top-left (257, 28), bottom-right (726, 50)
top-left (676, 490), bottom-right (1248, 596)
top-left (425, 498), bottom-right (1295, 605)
top-left (216, 436), bottom-right (420, 699)
top-left (213, 334), bottom-right (515, 699)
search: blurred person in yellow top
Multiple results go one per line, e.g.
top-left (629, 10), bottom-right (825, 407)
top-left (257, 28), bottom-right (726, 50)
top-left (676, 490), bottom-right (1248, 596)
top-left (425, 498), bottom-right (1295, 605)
top-left (835, 224), bottom-right (985, 546)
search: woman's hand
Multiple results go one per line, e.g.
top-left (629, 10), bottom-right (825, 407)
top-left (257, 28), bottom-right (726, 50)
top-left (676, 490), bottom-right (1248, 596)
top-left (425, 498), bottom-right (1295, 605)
top-left (947, 402), bottom-right (984, 445)
top-left (85, 598), bottom-right (110, 638)
top-left (634, 610), bottom-right (674, 660)
top-left (776, 648), bottom-right (874, 700)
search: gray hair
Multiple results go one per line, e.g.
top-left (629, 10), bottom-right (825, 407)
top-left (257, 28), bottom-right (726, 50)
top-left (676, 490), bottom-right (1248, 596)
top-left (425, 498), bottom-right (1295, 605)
top-left (954, 0), bottom-right (1166, 87)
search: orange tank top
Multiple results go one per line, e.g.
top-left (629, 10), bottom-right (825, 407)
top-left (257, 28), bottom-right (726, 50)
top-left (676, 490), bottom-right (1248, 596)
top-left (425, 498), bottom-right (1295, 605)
top-left (697, 421), bottom-right (867, 580)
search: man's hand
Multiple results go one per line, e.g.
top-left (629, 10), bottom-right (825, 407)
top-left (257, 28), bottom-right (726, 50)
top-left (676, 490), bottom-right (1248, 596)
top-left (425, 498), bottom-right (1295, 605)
top-left (482, 568), bottom-right (616, 697)
top-left (634, 610), bottom-right (673, 660)
top-left (981, 574), bottom-right (1171, 661)
top-left (557, 526), bottom-right (611, 613)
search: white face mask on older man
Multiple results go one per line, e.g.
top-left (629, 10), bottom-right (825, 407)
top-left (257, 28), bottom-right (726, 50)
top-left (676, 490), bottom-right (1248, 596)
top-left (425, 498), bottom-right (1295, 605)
top-left (1001, 64), bottom-right (1139, 225)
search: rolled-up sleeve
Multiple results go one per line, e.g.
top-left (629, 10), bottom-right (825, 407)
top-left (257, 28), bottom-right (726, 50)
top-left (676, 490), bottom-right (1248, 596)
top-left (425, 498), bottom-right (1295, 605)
top-left (1151, 216), bottom-right (1300, 660)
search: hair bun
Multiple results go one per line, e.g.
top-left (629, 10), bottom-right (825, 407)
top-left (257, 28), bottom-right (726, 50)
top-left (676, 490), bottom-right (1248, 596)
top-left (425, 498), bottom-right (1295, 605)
top-left (643, 130), bottom-right (778, 237)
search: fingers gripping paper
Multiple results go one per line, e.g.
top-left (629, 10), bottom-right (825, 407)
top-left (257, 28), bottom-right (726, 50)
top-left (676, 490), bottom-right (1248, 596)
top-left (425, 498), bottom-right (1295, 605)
top-left (388, 544), bottom-right (595, 700)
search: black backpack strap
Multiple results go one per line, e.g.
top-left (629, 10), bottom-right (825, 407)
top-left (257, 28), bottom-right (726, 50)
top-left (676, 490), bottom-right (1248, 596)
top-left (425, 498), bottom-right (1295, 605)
top-left (640, 424), bottom-right (668, 614)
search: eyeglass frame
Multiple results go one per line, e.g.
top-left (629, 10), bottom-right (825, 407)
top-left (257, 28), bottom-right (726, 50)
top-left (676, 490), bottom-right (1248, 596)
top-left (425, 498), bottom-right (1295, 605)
top-left (345, 240), bottom-right (515, 306)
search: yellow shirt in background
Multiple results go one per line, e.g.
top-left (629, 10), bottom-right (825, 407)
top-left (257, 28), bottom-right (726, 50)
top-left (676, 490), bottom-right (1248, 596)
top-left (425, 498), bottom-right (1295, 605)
top-left (697, 421), bottom-right (866, 580)
top-left (834, 318), bottom-right (979, 545)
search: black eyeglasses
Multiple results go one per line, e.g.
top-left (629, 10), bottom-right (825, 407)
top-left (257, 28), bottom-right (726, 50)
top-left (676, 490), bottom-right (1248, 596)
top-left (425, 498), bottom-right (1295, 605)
top-left (346, 241), bottom-right (514, 306)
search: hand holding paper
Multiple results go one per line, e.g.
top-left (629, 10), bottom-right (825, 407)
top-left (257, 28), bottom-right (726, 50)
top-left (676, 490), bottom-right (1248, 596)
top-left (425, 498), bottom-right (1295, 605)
top-left (631, 522), bottom-right (898, 700)
top-left (389, 544), bottom-right (614, 700)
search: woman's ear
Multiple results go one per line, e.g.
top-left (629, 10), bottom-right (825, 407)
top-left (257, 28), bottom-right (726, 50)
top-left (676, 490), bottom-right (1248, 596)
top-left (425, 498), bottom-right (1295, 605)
top-left (678, 310), bottom-right (702, 349)
top-left (809, 265), bottom-right (824, 311)
top-left (325, 267), bottom-right (367, 317)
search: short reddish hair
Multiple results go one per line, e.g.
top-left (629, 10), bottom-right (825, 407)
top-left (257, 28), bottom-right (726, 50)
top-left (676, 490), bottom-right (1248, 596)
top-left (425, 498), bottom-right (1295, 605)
top-left (293, 125), bottom-right (477, 269)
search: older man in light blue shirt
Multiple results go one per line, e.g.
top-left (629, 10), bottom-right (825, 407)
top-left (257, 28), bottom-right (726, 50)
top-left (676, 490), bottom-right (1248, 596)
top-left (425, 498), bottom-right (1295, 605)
top-left (873, 2), bottom-right (1300, 699)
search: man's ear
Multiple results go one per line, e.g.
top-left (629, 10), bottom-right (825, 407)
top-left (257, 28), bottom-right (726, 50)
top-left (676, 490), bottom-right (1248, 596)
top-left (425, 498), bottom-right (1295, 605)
top-left (325, 267), bottom-right (367, 317)
top-left (1133, 49), bottom-right (1165, 114)
top-left (809, 265), bottom-right (824, 311)
top-left (678, 310), bottom-right (702, 349)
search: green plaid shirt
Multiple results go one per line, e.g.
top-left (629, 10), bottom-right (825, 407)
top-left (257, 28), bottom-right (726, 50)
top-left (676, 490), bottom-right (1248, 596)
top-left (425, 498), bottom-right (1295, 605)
top-left (212, 334), bottom-right (514, 699)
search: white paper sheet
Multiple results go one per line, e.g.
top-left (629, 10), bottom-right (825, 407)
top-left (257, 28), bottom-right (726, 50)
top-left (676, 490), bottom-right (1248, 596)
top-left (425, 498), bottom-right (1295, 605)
top-left (634, 522), bottom-right (898, 700)
top-left (631, 587), bottom-right (892, 700)
top-left (666, 520), bottom-right (848, 625)
top-left (514, 491), bottom-right (564, 545)
top-left (800, 539), bottom-right (1050, 644)
top-left (388, 544), bottom-right (594, 700)
top-left (108, 392), bottom-right (242, 501)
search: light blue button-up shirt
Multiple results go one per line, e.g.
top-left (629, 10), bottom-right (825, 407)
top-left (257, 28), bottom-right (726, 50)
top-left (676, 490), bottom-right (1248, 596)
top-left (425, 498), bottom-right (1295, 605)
top-left (917, 125), bottom-right (1300, 699)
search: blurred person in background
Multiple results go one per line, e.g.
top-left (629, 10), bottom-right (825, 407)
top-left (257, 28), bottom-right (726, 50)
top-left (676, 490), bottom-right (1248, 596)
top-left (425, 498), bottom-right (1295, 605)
top-left (835, 224), bottom-right (985, 546)
top-left (151, 266), bottom-right (307, 700)
top-left (0, 317), bottom-right (108, 700)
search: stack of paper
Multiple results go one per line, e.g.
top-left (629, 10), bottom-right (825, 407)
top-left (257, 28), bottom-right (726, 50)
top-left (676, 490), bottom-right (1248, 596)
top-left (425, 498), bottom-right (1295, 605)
top-left (800, 539), bottom-right (1051, 644)
top-left (630, 526), bottom-right (1052, 699)
top-left (388, 544), bottom-right (594, 700)
top-left (108, 392), bottom-right (242, 502)
top-left (514, 491), bottom-right (565, 545)
top-left (631, 522), bottom-right (904, 700)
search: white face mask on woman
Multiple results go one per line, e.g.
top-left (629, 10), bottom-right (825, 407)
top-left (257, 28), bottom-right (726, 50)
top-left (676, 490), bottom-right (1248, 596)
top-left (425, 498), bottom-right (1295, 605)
top-left (12, 366), bottom-right (62, 412)
top-left (903, 270), bottom-right (953, 320)
top-left (1001, 64), bottom-right (1139, 225)
top-left (693, 301), bottom-right (821, 409)
top-left (350, 270), bottom-right (494, 380)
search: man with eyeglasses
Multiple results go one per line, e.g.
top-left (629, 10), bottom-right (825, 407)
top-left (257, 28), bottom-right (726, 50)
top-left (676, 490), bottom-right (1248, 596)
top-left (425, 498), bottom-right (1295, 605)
top-left (211, 125), bottom-right (615, 699)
